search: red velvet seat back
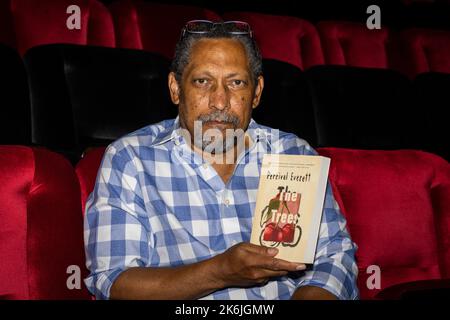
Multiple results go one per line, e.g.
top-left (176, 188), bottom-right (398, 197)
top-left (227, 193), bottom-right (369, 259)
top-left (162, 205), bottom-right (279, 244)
top-left (317, 148), bottom-right (450, 299)
top-left (0, 146), bottom-right (91, 299)
top-left (398, 28), bottom-right (450, 77)
top-left (109, 0), bottom-right (220, 59)
top-left (5, 0), bottom-right (114, 55)
top-left (317, 21), bottom-right (390, 68)
top-left (223, 11), bottom-right (324, 70)
top-left (75, 147), bottom-right (107, 215)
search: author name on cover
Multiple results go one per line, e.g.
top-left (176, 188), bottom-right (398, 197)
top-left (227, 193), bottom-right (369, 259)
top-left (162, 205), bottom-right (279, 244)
top-left (266, 171), bottom-right (311, 182)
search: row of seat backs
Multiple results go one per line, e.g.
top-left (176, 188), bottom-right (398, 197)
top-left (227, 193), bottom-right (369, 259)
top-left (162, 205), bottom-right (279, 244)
top-left (24, 44), bottom-right (174, 163)
top-left (4, 43), bottom-right (447, 162)
top-left (1, 0), bottom-right (450, 77)
top-left (2, 144), bottom-right (448, 299)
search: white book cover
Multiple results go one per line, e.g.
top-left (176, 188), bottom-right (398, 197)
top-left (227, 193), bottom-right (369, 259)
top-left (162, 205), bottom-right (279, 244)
top-left (250, 154), bottom-right (330, 264)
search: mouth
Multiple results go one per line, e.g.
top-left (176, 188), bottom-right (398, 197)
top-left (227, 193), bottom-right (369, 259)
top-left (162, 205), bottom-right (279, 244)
top-left (204, 120), bottom-right (232, 128)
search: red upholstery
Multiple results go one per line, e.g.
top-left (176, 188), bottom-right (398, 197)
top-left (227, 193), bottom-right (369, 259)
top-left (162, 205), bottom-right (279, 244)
top-left (398, 28), bottom-right (450, 77)
top-left (3, 0), bottom-right (114, 55)
top-left (109, 0), bottom-right (220, 59)
top-left (0, 146), bottom-right (91, 299)
top-left (222, 11), bottom-right (324, 70)
top-left (317, 21), bottom-right (390, 68)
top-left (75, 147), bottom-right (107, 215)
top-left (318, 148), bottom-right (450, 299)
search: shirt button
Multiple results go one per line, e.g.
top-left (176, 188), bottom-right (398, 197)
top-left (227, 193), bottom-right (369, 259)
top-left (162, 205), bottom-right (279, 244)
top-left (224, 199), bottom-right (230, 206)
top-left (174, 139), bottom-right (180, 146)
top-left (202, 163), bottom-right (208, 169)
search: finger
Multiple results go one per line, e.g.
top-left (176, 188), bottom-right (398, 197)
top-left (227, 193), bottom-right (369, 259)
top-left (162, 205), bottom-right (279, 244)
top-left (241, 243), bottom-right (279, 256)
top-left (262, 257), bottom-right (307, 272)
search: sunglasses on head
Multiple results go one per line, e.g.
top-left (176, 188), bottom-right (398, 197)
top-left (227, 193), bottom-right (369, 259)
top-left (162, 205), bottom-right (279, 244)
top-left (182, 20), bottom-right (253, 38)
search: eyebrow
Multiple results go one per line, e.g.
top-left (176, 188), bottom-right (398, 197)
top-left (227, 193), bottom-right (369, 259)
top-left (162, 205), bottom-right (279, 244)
top-left (225, 73), bottom-right (243, 79)
top-left (192, 71), bottom-right (248, 79)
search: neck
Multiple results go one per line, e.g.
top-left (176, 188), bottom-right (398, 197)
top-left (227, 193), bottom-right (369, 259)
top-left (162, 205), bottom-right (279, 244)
top-left (191, 136), bottom-right (251, 184)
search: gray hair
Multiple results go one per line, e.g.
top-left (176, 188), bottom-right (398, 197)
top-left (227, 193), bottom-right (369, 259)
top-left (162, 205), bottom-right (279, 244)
top-left (171, 25), bottom-right (263, 85)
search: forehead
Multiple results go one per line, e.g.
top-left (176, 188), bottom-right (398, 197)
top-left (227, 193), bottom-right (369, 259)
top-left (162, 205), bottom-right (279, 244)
top-left (187, 38), bottom-right (250, 73)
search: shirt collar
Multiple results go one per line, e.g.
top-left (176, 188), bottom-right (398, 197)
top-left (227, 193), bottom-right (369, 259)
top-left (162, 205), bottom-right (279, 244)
top-left (151, 116), bottom-right (182, 146)
top-left (151, 116), bottom-right (273, 148)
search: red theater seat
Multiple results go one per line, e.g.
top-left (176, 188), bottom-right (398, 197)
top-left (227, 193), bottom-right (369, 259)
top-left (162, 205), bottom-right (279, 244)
top-left (1, 0), bottom-right (114, 55)
top-left (318, 148), bottom-right (450, 299)
top-left (0, 146), bottom-right (91, 299)
top-left (76, 147), bottom-right (107, 215)
top-left (222, 11), bottom-right (324, 70)
top-left (398, 28), bottom-right (450, 77)
top-left (109, 0), bottom-right (220, 59)
top-left (317, 21), bottom-right (391, 69)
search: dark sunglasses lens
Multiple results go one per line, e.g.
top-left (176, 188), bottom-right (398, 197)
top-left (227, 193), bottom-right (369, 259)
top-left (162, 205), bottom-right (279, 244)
top-left (223, 21), bottom-right (250, 33)
top-left (186, 21), bottom-right (213, 32)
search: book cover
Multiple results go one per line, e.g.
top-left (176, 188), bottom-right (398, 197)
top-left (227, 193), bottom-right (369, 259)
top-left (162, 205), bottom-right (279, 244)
top-left (250, 154), bottom-right (331, 264)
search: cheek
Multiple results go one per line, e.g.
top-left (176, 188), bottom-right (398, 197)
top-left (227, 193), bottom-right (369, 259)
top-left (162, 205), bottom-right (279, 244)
top-left (230, 94), bottom-right (253, 123)
top-left (231, 93), bottom-right (250, 108)
top-left (183, 90), bottom-right (209, 115)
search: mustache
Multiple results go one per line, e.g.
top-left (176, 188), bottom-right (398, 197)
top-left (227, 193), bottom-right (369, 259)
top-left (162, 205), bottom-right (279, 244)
top-left (197, 111), bottom-right (240, 127)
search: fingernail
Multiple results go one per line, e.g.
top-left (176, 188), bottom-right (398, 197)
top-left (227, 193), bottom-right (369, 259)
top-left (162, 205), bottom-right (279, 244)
top-left (296, 264), bottom-right (306, 270)
top-left (267, 248), bottom-right (278, 255)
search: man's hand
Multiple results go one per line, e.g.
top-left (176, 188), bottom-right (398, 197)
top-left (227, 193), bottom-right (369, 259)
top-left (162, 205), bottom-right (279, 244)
top-left (212, 242), bottom-right (306, 288)
top-left (110, 242), bottom-right (306, 300)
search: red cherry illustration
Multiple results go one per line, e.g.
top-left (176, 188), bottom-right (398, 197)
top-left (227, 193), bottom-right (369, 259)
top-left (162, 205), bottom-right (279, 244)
top-left (263, 222), bottom-right (277, 241)
top-left (281, 224), bottom-right (295, 243)
top-left (275, 228), bottom-right (284, 242)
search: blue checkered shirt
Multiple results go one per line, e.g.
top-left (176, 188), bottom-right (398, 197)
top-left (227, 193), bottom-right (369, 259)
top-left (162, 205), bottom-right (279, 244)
top-left (84, 117), bottom-right (359, 300)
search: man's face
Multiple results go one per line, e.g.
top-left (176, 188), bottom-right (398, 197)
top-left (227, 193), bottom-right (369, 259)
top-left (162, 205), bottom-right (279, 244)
top-left (168, 38), bottom-right (264, 152)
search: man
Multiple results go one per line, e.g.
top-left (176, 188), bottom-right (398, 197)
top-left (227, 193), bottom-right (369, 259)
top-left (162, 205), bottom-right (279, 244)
top-left (84, 20), bottom-right (358, 300)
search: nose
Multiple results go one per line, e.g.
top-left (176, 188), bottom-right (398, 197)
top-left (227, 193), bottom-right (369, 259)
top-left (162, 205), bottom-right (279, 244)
top-left (209, 82), bottom-right (229, 111)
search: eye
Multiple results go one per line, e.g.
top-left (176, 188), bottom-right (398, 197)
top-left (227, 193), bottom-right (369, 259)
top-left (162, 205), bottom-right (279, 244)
top-left (193, 78), bottom-right (209, 87)
top-left (230, 79), bottom-right (247, 88)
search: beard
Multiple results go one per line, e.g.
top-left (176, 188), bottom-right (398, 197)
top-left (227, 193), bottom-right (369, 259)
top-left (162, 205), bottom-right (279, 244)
top-left (195, 110), bottom-right (241, 154)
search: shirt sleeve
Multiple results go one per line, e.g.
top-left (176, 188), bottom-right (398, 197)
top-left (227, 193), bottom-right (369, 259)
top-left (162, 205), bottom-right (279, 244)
top-left (83, 143), bottom-right (153, 300)
top-left (282, 134), bottom-right (359, 300)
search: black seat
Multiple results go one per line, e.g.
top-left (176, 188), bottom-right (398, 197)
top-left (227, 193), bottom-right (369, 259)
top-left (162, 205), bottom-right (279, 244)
top-left (0, 44), bottom-right (30, 145)
top-left (24, 44), bottom-right (176, 163)
top-left (305, 65), bottom-right (422, 150)
top-left (253, 59), bottom-right (317, 146)
top-left (413, 72), bottom-right (450, 161)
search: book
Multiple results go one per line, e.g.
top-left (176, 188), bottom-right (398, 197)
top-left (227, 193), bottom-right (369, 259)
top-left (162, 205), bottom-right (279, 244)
top-left (250, 154), bottom-right (331, 264)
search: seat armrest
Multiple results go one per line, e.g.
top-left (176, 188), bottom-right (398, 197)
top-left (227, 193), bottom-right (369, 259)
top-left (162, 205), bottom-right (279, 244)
top-left (376, 279), bottom-right (450, 300)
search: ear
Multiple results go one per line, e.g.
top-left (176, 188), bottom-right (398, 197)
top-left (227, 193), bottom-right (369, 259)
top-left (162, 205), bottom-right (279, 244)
top-left (168, 72), bottom-right (181, 105)
top-left (252, 75), bottom-right (264, 109)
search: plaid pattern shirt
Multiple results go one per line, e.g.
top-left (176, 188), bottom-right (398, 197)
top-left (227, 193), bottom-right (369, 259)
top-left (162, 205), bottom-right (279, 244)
top-left (84, 117), bottom-right (359, 300)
